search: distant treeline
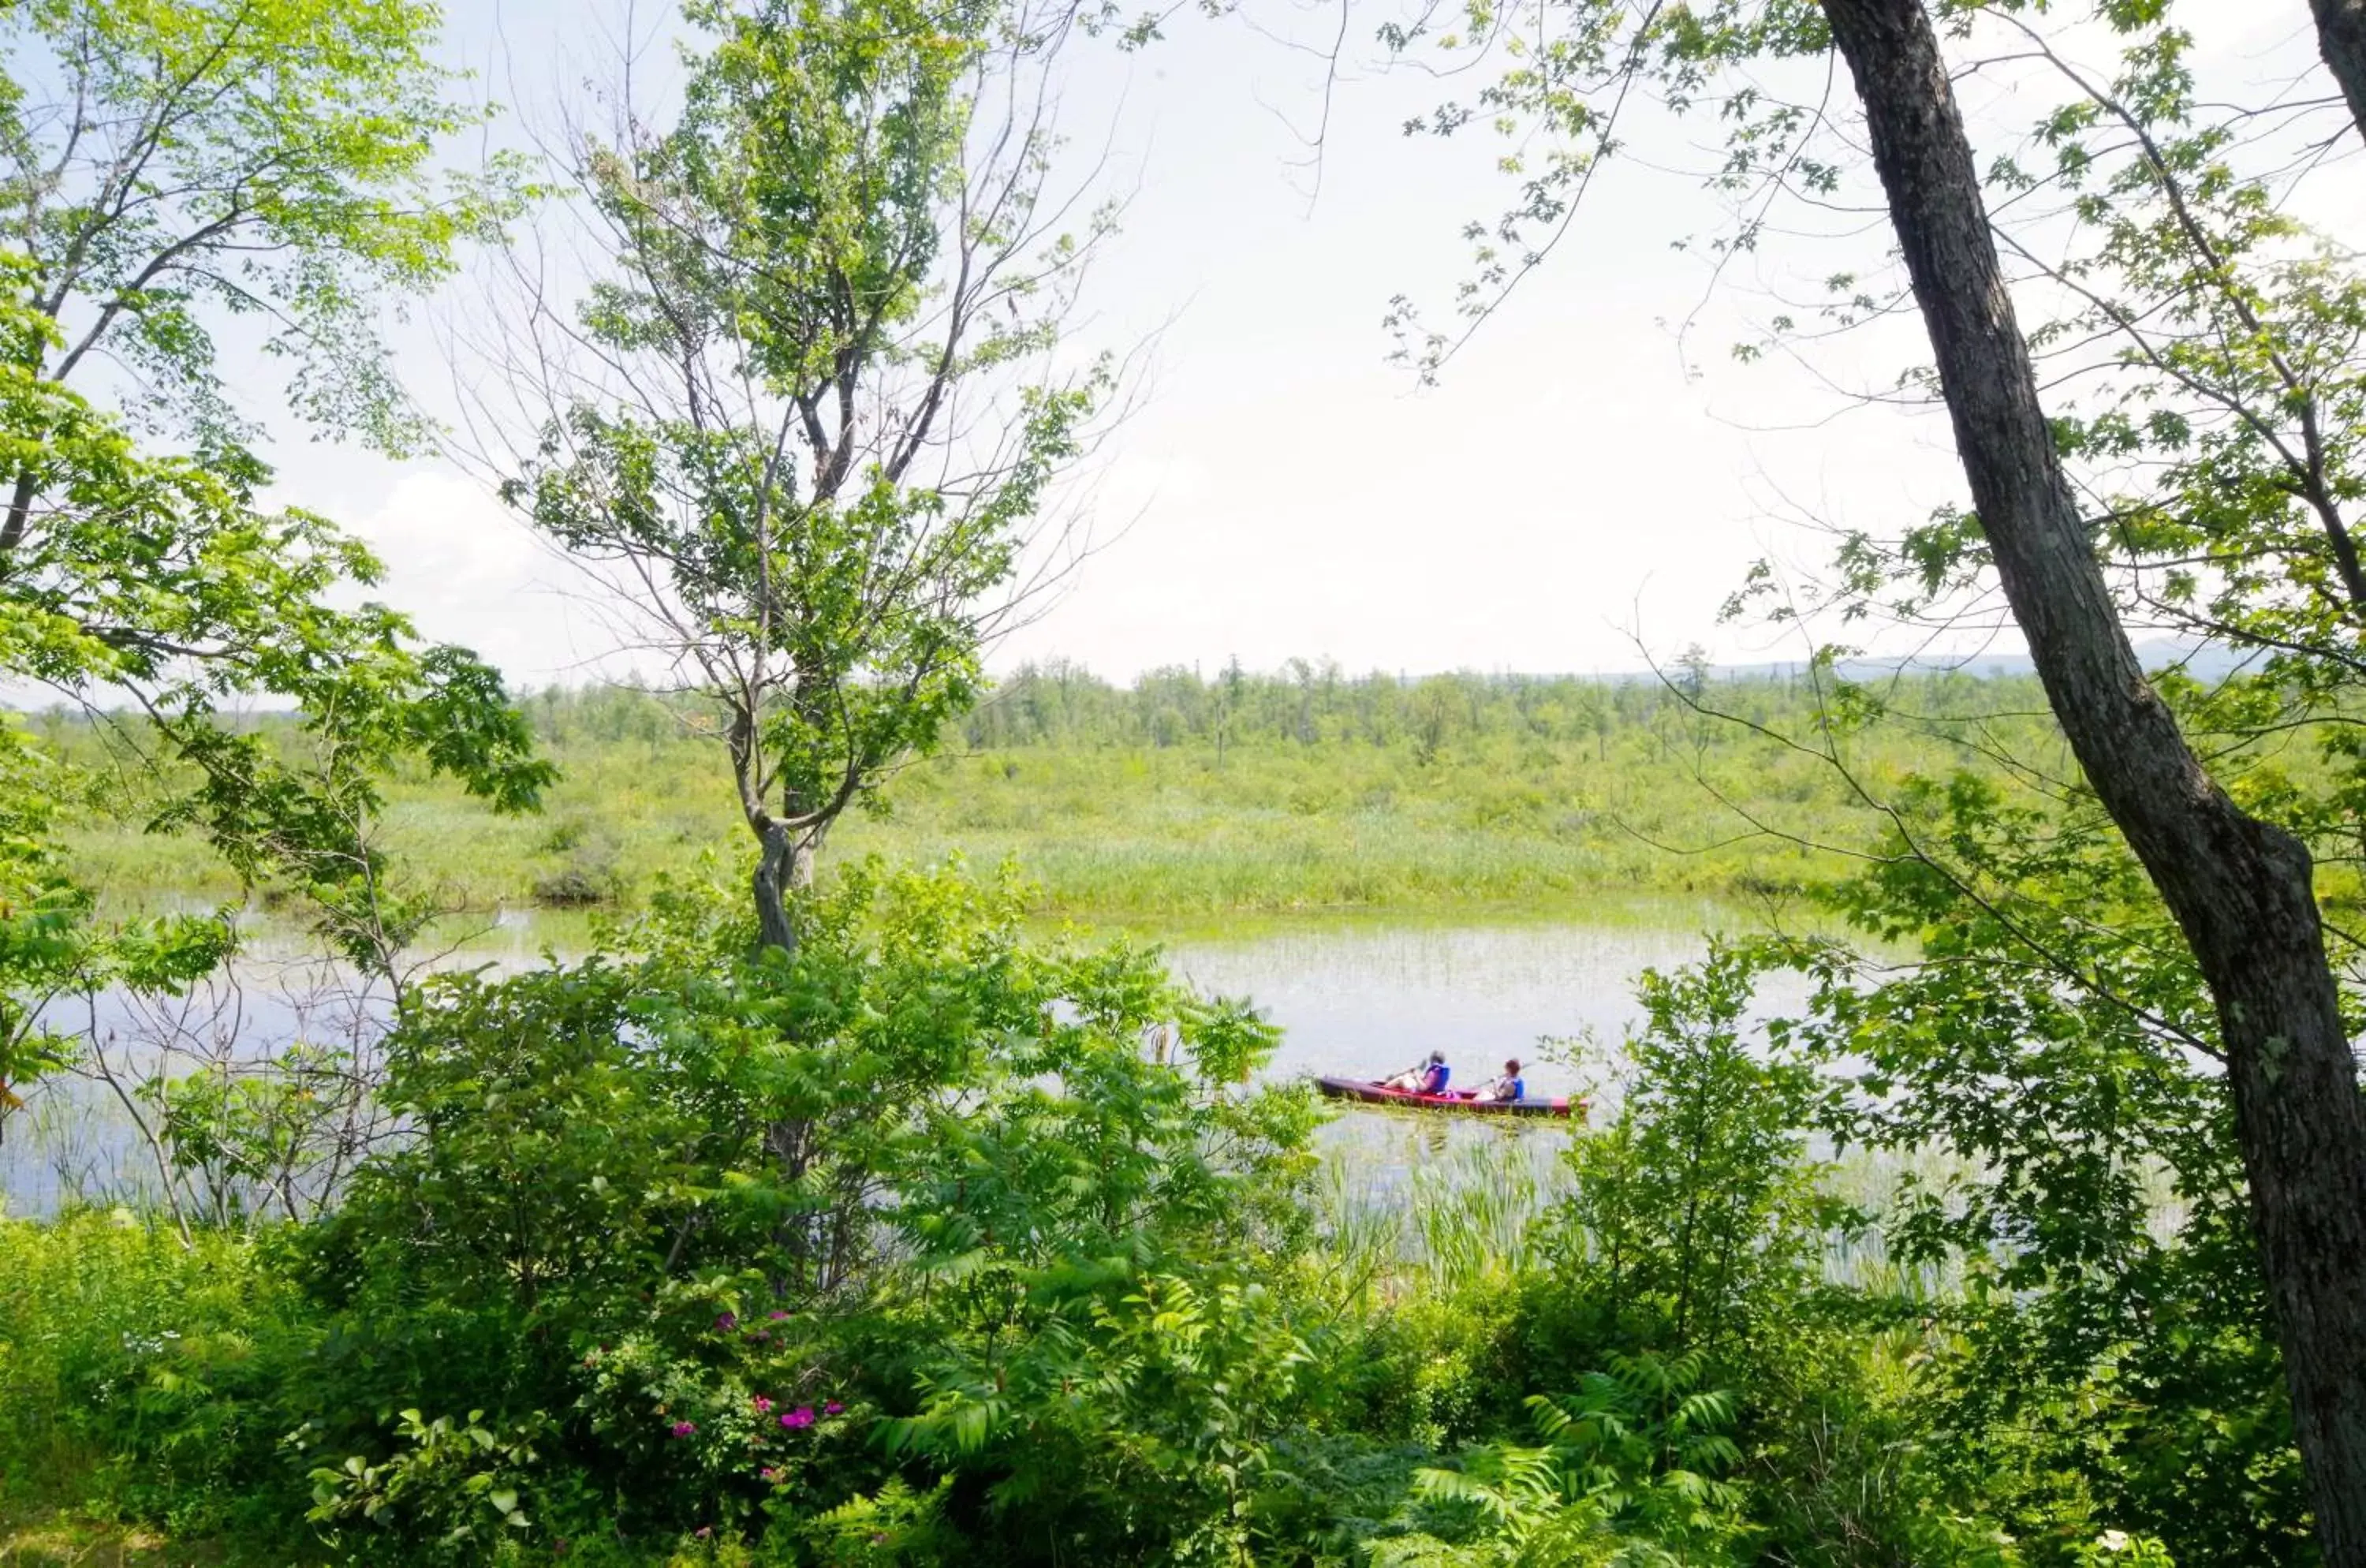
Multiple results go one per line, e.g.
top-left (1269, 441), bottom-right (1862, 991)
top-left (18, 659), bottom-right (2052, 762)
top-left (953, 658), bottom-right (2052, 755)
top-left (491, 657), bottom-right (2059, 760)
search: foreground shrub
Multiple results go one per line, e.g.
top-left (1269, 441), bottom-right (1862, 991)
top-left (285, 859), bottom-right (1322, 1561)
top-left (0, 1208), bottom-right (315, 1540)
top-left (0, 909), bottom-right (2310, 1566)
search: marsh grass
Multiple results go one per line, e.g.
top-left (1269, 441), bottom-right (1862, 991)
top-left (37, 666), bottom-right (2092, 924)
top-left (54, 735), bottom-right (1836, 922)
top-left (0, 1506), bottom-right (211, 1568)
top-left (1316, 1116), bottom-right (1986, 1309)
top-left (0, 1213), bottom-right (300, 1537)
top-left (1318, 1127), bottom-right (1569, 1297)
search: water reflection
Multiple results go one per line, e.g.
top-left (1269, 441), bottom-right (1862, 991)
top-left (1, 957), bottom-right (389, 1218)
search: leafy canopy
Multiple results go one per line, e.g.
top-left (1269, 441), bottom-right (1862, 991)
top-left (500, 0), bottom-right (1106, 943)
top-left (0, 0), bottom-right (522, 453)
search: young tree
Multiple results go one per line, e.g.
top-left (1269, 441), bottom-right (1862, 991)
top-left (488, 0), bottom-right (1110, 953)
top-left (1372, 0), bottom-right (2366, 1554)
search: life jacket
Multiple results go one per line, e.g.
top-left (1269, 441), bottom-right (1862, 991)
top-left (1424, 1064), bottom-right (1450, 1093)
top-left (1504, 1077), bottom-right (1524, 1101)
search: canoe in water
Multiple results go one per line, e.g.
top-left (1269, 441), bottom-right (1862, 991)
top-left (1311, 1075), bottom-right (1584, 1120)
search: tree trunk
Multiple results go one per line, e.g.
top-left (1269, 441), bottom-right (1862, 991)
top-left (752, 819), bottom-right (801, 956)
top-left (0, 469), bottom-right (39, 566)
top-left (752, 815), bottom-right (823, 955)
top-left (1820, 0), bottom-right (2366, 1559)
top-left (2310, 0), bottom-right (2366, 150)
top-left (752, 813), bottom-right (818, 1297)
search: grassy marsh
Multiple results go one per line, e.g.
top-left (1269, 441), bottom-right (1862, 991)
top-left (40, 664), bottom-right (2081, 926)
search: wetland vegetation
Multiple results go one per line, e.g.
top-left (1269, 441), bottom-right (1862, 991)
top-left (4, 0), bottom-right (2366, 1563)
top-left (46, 663), bottom-right (2073, 926)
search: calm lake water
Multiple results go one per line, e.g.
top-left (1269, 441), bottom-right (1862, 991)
top-left (1, 909), bottom-right (1774, 1216)
top-left (1159, 915), bottom-right (1734, 1099)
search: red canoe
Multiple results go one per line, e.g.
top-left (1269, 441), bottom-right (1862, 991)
top-left (1312, 1075), bottom-right (1584, 1120)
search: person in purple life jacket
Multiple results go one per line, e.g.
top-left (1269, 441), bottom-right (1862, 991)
top-left (1382, 1051), bottom-right (1450, 1095)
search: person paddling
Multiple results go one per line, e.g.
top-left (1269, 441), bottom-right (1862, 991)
top-left (1382, 1051), bottom-right (1450, 1096)
top-left (1476, 1058), bottom-right (1525, 1103)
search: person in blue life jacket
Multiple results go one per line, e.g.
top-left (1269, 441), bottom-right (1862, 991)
top-left (1383, 1051), bottom-right (1450, 1095)
top-left (1476, 1058), bottom-right (1526, 1103)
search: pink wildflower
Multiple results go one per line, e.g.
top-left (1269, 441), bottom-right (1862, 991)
top-left (752, 1394), bottom-right (774, 1414)
top-left (714, 1312), bottom-right (738, 1332)
top-left (824, 1401), bottom-right (844, 1415)
top-left (781, 1406), bottom-right (815, 1430)
top-left (670, 1421), bottom-right (697, 1438)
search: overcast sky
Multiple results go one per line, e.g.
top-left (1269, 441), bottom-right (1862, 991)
top-left (251, 0), bottom-right (2350, 688)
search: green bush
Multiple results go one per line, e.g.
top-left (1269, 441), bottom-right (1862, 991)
top-left (0, 1209), bottom-right (315, 1542)
top-left (282, 859), bottom-right (1323, 1561)
top-left (1544, 942), bottom-right (1843, 1367)
top-left (0, 879), bottom-right (2317, 1566)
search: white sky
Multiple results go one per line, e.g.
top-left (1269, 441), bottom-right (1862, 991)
top-left (252, 0), bottom-right (2351, 687)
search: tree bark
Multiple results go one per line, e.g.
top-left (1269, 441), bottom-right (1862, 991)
top-left (1820, 1), bottom-right (2366, 1559)
top-left (0, 469), bottom-right (39, 566)
top-left (751, 816), bottom-right (822, 955)
top-left (752, 809), bottom-right (830, 1301)
top-left (752, 819), bottom-right (801, 956)
top-left (2310, 0), bottom-right (2366, 150)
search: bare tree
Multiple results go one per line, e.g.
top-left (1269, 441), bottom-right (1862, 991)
top-left (73, 956), bottom-right (398, 1238)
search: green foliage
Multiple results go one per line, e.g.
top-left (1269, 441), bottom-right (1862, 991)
top-left (0, 0), bottom-right (521, 452)
top-left (1744, 1326), bottom-right (2028, 1568)
top-left (135, 1040), bottom-right (372, 1227)
top-left (0, 715), bottom-right (230, 1133)
top-left (305, 1407), bottom-right (546, 1562)
top-left (0, 1210), bottom-right (319, 1541)
top-left (1377, 1352), bottom-right (1754, 1567)
top-left (1, 896), bottom-right (2303, 1565)
top-left (0, 267), bottom-right (550, 1106)
top-left (1552, 942), bottom-right (1841, 1363)
top-left (1344, 1286), bottom-right (1522, 1452)
top-left (886, 1269), bottom-right (1325, 1563)
top-left (1776, 782), bottom-right (2312, 1566)
top-left (282, 857), bottom-right (1318, 1559)
top-left (499, 0), bottom-right (1106, 937)
top-left (0, 0), bottom-right (549, 1108)
top-left (794, 1477), bottom-right (957, 1565)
